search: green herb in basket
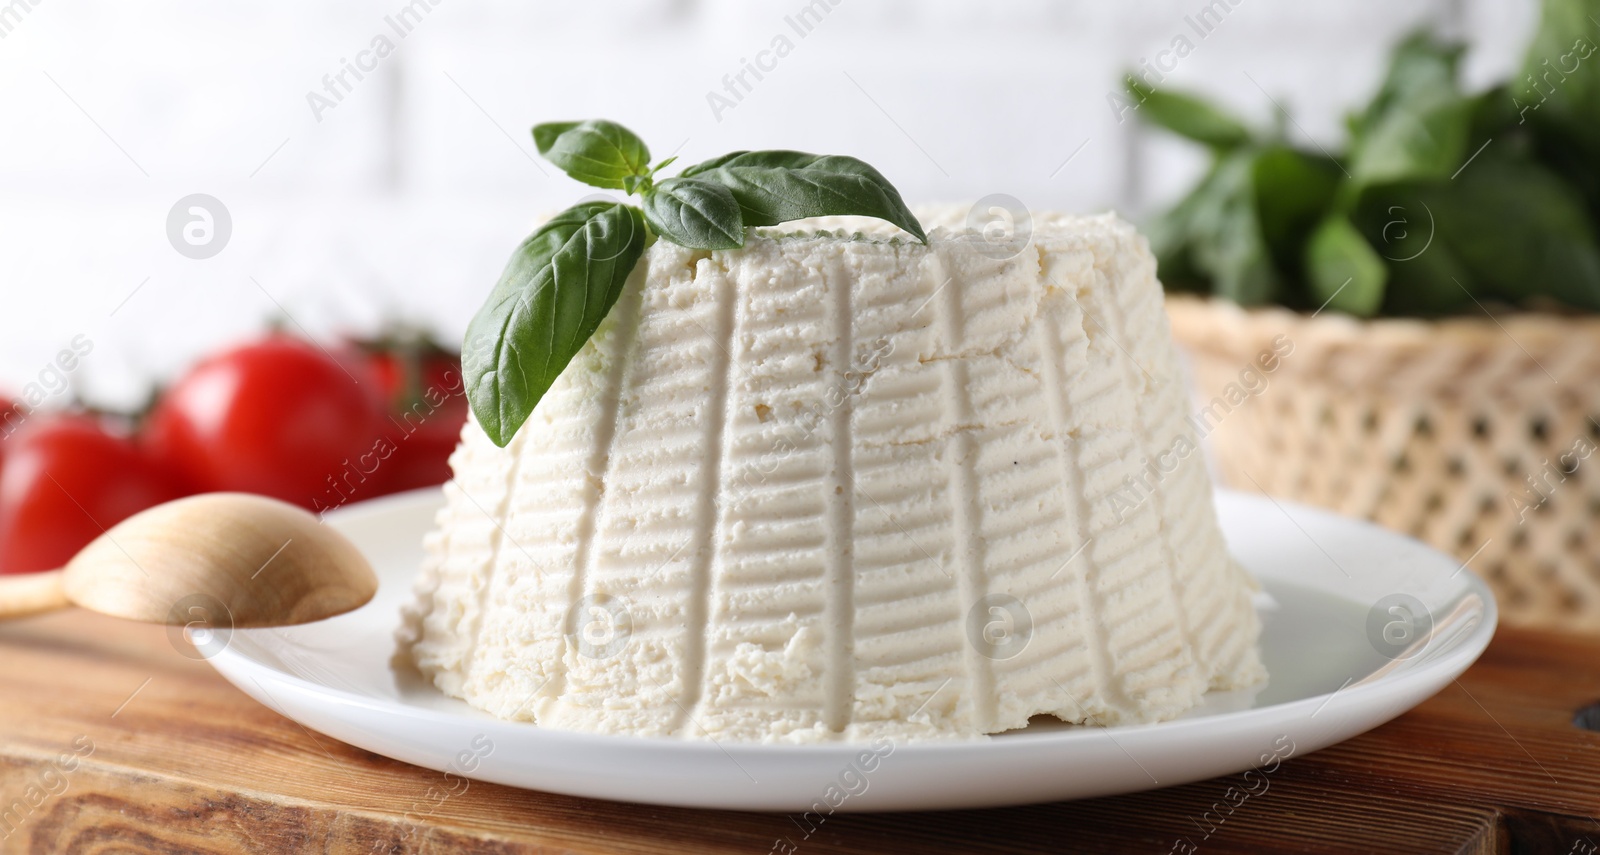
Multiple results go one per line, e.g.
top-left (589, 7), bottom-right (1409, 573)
top-left (1131, 0), bottom-right (1600, 318)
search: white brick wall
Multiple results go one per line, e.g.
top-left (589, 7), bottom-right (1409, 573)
top-left (0, 0), bottom-right (1541, 407)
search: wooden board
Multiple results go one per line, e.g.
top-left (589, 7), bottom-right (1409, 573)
top-left (1, 609), bottom-right (1597, 854)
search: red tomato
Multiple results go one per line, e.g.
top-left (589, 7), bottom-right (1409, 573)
top-left (0, 398), bottom-right (22, 471)
top-left (145, 337), bottom-right (385, 511)
top-left (362, 349), bottom-right (406, 406)
top-left (346, 340), bottom-right (468, 494)
top-left (0, 416), bottom-right (184, 574)
top-left (379, 353), bottom-right (467, 493)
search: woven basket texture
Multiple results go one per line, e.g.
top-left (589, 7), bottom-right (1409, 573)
top-left (1165, 296), bottom-right (1600, 632)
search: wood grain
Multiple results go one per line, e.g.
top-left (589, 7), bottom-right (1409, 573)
top-left (0, 609), bottom-right (1595, 853)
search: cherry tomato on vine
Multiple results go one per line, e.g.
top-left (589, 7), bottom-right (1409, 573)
top-left (343, 338), bottom-right (468, 494)
top-left (0, 416), bottom-right (184, 575)
top-left (145, 337), bottom-right (385, 511)
top-left (0, 397), bottom-right (22, 471)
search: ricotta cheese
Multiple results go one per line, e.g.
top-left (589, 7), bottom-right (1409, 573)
top-left (400, 212), bottom-right (1266, 742)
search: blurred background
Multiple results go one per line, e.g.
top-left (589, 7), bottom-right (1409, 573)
top-left (0, 0), bottom-right (1536, 409)
top-left (14, 0), bottom-right (1597, 626)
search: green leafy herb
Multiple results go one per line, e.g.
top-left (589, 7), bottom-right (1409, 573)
top-left (463, 202), bottom-right (646, 447)
top-left (1186, 151), bottom-right (1280, 305)
top-left (1133, 8), bottom-right (1600, 319)
top-left (681, 151), bottom-right (928, 242)
top-left (1517, 0), bottom-right (1600, 221)
top-left (1346, 33), bottom-right (1475, 186)
top-left (1307, 215), bottom-right (1387, 315)
top-left (468, 120), bottom-right (927, 446)
top-left (1253, 147), bottom-right (1343, 282)
top-left (1124, 78), bottom-right (1252, 150)
top-left (1149, 146), bottom-right (1340, 307)
top-left (641, 176), bottom-right (744, 250)
top-left (532, 120), bottom-right (652, 190)
top-left (1357, 153), bottom-right (1600, 313)
top-left (1143, 159), bottom-right (1221, 290)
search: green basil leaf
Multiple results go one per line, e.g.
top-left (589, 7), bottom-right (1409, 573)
top-left (532, 122), bottom-right (580, 155)
top-left (1148, 157), bottom-right (1233, 290)
top-left (531, 120), bottom-right (652, 190)
top-left (642, 176), bottom-right (746, 249)
top-left (1347, 32), bottom-right (1473, 185)
top-left (463, 201), bottom-right (647, 447)
top-left (1435, 155), bottom-right (1599, 310)
top-left (1518, 0), bottom-right (1600, 120)
top-left (1252, 146), bottom-right (1343, 282)
top-left (1382, 249), bottom-right (1473, 317)
top-left (680, 150), bottom-right (927, 242)
top-left (1468, 84), bottom-right (1521, 142)
top-left (1451, 156), bottom-right (1600, 310)
top-left (1352, 32), bottom-right (1465, 135)
top-left (1186, 150), bottom-right (1280, 305)
top-left (1351, 98), bottom-right (1474, 186)
top-left (1348, 183), bottom-right (1468, 316)
top-left (1124, 78), bottom-right (1252, 149)
top-left (1516, 0), bottom-right (1600, 218)
top-left (1306, 215), bottom-right (1387, 317)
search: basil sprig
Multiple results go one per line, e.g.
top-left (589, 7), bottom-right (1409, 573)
top-left (466, 119), bottom-right (927, 447)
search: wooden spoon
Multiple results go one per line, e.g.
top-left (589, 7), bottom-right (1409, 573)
top-left (0, 493), bottom-right (379, 628)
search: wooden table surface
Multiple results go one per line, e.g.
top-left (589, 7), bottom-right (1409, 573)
top-left (1, 610), bottom-right (1598, 854)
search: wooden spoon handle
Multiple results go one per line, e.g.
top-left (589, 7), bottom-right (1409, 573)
top-left (0, 570), bottom-right (70, 620)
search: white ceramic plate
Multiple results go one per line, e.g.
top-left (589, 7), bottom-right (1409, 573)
top-left (208, 488), bottom-right (1495, 812)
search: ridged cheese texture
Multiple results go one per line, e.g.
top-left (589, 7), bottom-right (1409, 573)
top-left (400, 211), bottom-right (1266, 743)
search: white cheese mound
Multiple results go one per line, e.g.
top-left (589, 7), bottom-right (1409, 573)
top-left (399, 211), bottom-right (1266, 743)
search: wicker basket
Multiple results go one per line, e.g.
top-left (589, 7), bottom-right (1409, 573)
top-left (1165, 295), bottom-right (1600, 632)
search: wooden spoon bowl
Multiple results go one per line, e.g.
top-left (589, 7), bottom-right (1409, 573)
top-left (0, 493), bottom-right (379, 628)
